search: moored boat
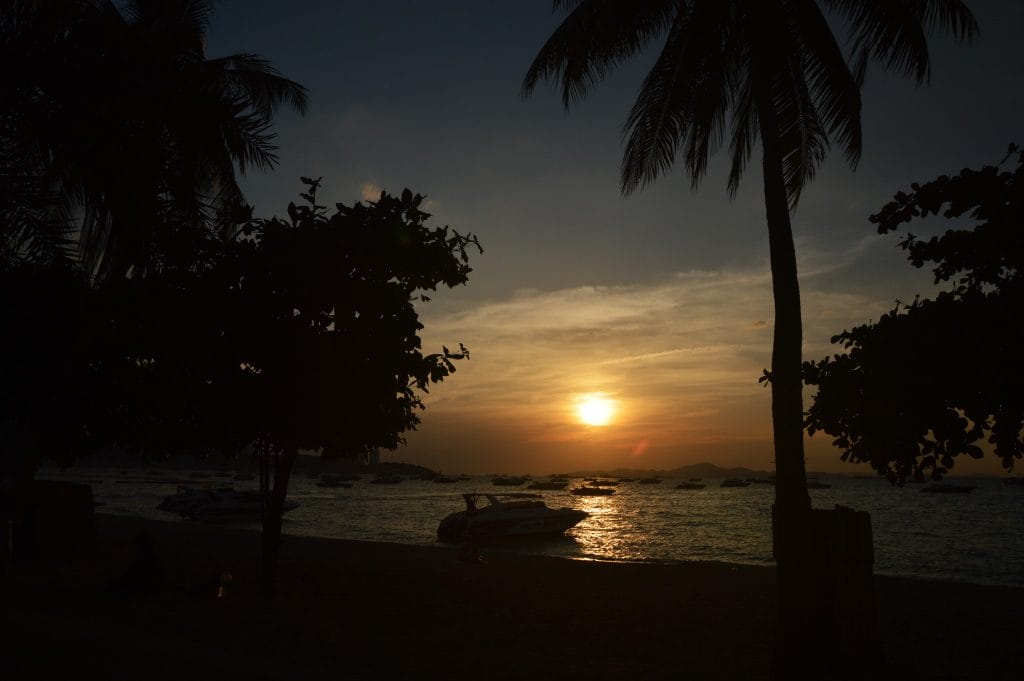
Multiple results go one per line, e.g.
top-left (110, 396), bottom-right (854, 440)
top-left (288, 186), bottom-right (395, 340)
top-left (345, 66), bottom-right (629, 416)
top-left (437, 493), bottom-right (588, 543)
top-left (157, 486), bottom-right (299, 521)
top-left (675, 482), bottom-right (706, 490)
top-left (492, 475), bottom-right (528, 486)
top-left (527, 481), bottom-right (569, 490)
top-left (571, 485), bottom-right (615, 496)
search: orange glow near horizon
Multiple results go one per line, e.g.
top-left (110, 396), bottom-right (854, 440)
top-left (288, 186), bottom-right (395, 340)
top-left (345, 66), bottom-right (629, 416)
top-left (575, 393), bottom-right (616, 427)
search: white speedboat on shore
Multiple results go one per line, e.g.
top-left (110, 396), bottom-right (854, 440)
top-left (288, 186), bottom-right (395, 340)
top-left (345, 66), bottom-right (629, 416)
top-left (437, 493), bottom-right (588, 543)
top-left (157, 485), bottom-right (299, 521)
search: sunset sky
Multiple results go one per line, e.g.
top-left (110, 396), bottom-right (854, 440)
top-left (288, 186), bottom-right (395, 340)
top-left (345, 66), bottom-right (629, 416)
top-left (207, 1), bottom-right (1023, 475)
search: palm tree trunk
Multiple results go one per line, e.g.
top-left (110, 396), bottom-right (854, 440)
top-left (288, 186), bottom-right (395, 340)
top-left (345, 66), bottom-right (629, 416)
top-left (259, 443), bottom-right (298, 597)
top-left (757, 97), bottom-right (814, 678)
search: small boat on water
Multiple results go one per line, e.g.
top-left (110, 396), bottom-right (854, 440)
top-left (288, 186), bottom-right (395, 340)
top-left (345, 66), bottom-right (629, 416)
top-left (720, 479), bottom-right (751, 488)
top-left (638, 477), bottom-right (662, 484)
top-left (157, 486), bottom-right (299, 521)
top-left (920, 482), bottom-right (975, 494)
top-left (437, 493), bottom-right (588, 543)
top-left (805, 480), bottom-right (832, 489)
top-left (675, 482), bottom-right (706, 490)
top-left (571, 485), bottom-right (615, 496)
top-left (492, 475), bottom-right (529, 486)
top-left (527, 481), bottom-right (569, 490)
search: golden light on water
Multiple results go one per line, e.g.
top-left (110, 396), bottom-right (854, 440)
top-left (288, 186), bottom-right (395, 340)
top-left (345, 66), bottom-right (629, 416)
top-left (575, 393), bottom-right (616, 426)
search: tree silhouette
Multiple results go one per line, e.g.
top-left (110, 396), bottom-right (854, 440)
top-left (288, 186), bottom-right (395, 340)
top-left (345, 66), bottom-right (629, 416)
top-left (1, 179), bottom-right (481, 593)
top-left (0, 0), bottom-right (307, 279)
top-left (805, 146), bottom-right (1023, 484)
top-left (177, 180), bottom-right (480, 594)
top-left (522, 1), bottom-right (976, 675)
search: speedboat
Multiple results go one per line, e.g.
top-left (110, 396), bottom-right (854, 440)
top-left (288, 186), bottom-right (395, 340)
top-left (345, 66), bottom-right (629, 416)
top-left (158, 486), bottom-right (299, 521)
top-left (675, 481), bottom-right (706, 490)
top-left (571, 485), bottom-right (615, 496)
top-left (720, 479), bottom-right (751, 487)
top-left (437, 493), bottom-right (589, 543)
top-left (492, 475), bottom-right (528, 486)
top-left (526, 480), bottom-right (569, 490)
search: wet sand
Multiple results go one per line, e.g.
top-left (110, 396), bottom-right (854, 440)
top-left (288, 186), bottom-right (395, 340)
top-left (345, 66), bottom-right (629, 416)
top-left (4, 513), bottom-right (1021, 680)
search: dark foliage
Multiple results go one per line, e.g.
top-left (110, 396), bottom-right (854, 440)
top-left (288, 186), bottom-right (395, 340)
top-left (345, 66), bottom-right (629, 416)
top-left (0, 0), bottom-right (307, 278)
top-left (2, 180), bottom-right (480, 473)
top-left (207, 179), bottom-right (481, 458)
top-left (804, 146), bottom-right (1024, 483)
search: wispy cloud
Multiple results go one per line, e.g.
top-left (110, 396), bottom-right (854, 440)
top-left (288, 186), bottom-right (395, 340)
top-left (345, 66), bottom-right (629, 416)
top-left (407, 264), bottom-right (899, 472)
top-left (359, 182), bottom-right (383, 202)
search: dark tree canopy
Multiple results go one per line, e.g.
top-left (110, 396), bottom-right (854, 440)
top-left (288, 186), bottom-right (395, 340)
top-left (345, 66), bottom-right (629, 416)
top-left (0, 0), bottom-right (307, 278)
top-left (804, 146), bottom-right (1024, 483)
top-left (213, 179), bottom-right (480, 458)
top-left (1, 181), bottom-right (481, 476)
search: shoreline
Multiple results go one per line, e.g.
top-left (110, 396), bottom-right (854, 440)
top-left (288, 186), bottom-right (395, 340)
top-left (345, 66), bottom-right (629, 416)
top-left (5, 513), bottom-right (1023, 680)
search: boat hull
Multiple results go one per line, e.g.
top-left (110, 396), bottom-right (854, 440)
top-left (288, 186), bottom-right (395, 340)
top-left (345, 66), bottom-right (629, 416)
top-left (437, 496), bottom-right (588, 543)
top-left (158, 486), bottom-right (298, 521)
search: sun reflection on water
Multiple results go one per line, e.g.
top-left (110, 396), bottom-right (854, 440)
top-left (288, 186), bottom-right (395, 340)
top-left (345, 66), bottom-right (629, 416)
top-left (568, 491), bottom-right (651, 562)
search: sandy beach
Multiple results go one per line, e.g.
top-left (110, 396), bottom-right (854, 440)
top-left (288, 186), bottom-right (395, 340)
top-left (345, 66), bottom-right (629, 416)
top-left (4, 513), bottom-right (1021, 680)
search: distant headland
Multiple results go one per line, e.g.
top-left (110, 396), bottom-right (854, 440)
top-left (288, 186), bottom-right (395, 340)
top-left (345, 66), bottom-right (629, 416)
top-left (54, 450), bottom-right (779, 481)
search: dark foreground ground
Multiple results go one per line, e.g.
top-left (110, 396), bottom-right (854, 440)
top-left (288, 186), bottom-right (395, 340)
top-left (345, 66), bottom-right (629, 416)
top-left (3, 514), bottom-right (1021, 680)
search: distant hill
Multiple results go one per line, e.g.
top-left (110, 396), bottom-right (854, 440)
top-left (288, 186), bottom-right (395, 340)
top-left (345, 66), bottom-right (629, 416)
top-left (47, 449), bottom-right (438, 480)
top-left (562, 462), bottom-right (774, 479)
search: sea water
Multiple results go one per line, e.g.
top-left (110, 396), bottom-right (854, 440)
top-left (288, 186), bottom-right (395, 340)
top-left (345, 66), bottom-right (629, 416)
top-left (39, 467), bottom-right (1024, 588)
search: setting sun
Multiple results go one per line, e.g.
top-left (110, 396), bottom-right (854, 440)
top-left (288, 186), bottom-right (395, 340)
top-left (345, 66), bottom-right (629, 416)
top-left (576, 394), bottom-right (615, 426)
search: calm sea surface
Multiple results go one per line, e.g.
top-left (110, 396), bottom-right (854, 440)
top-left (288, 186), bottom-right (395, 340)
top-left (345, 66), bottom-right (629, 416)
top-left (41, 467), bottom-right (1024, 588)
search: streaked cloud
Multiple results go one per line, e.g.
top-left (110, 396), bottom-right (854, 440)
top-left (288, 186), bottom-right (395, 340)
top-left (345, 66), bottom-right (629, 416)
top-left (407, 263), bottom-right (901, 473)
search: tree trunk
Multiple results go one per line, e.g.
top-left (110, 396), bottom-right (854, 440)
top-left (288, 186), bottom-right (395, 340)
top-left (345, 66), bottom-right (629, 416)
top-left (757, 97), bottom-right (814, 678)
top-left (259, 442), bottom-right (298, 597)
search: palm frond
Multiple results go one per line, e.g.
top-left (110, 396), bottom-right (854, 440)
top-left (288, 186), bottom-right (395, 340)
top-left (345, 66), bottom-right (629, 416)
top-left (125, 0), bottom-right (214, 53)
top-left (789, 0), bottom-right (862, 167)
top-left (775, 58), bottom-right (830, 208)
top-left (823, 0), bottom-right (977, 84)
top-left (522, 0), bottom-right (678, 108)
top-left (208, 54), bottom-right (310, 118)
top-left (219, 106), bottom-right (279, 175)
top-left (620, 4), bottom-right (737, 195)
top-left (726, 77), bottom-right (758, 199)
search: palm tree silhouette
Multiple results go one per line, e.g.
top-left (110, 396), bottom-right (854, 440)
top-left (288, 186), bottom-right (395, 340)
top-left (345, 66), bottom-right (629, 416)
top-left (2, 0), bottom-right (307, 278)
top-left (523, 1), bottom-right (975, 674)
